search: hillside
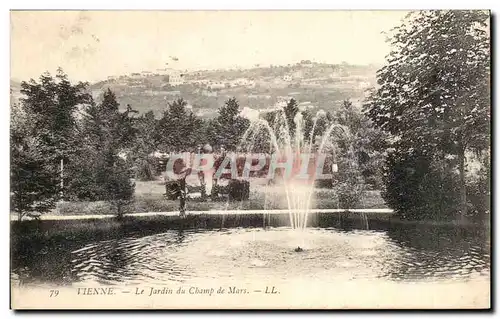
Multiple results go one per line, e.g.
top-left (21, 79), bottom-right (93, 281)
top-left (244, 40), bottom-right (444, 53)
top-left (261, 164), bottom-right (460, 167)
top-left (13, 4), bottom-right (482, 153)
top-left (90, 61), bottom-right (379, 118)
top-left (10, 61), bottom-right (380, 119)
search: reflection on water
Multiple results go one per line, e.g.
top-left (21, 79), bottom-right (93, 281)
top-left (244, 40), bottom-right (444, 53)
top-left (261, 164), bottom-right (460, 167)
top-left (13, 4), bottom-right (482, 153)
top-left (70, 232), bottom-right (191, 285)
top-left (11, 224), bottom-right (490, 287)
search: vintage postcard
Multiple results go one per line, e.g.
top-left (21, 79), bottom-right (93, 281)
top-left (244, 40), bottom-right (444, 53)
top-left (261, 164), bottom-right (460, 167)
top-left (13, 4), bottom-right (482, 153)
top-left (10, 10), bottom-right (490, 309)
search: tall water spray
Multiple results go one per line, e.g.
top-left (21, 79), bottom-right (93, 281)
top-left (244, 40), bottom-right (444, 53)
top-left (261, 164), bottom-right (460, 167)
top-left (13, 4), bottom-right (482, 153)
top-left (238, 108), bottom-right (349, 230)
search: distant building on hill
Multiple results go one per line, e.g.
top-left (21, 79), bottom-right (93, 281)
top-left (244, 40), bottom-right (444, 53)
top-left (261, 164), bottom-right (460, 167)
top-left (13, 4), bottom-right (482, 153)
top-left (208, 81), bottom-right (225, 90)
top-left (156, 68), bottom-right (185, 86)
top-left (299, 60), bottom-right (314, 68)
top-left (130, 72), bottom-right (142, 79)
top-left (292, 70), bottom-right (303, 79)
top-left (201, 90), bottom-right (218, 97)
top-left (232, 78), bottom-right (255, 87)
top-left (168, 73), bottom-right (184, 86)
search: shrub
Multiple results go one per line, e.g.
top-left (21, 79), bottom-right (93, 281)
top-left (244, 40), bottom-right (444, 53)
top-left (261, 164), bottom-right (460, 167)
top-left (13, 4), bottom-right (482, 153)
top-left (315, 179), bottom-right (333, 188)
top-left (317, 157), bottom-right (366, 208)
top-left (466, 160), bottom-right (490, 220)
top-left (227, 180), bottom-right (250, 201)
top-left (382, 150), bottom-right (461, 221)
top-left (66, 151), bottom-right (135, 218)
top-left (135, 157), bottom-right (156, 181)
top-left (336, 180), bottom-right (365, 208)
top-left (335, 162), bottom-right (366, 208)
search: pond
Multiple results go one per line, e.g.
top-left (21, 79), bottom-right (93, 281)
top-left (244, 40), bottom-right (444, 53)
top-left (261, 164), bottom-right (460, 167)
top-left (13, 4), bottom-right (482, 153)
top-left (11, 223), bottom-right (490, 288)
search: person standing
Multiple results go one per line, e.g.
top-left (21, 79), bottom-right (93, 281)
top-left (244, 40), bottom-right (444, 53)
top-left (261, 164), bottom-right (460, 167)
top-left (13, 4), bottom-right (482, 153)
top-left (196, 145), bottom-right (206, 199)
top-left (198, 143), bottom-right (215, 201)
top-left (165, 155), bottom-right (192, 217)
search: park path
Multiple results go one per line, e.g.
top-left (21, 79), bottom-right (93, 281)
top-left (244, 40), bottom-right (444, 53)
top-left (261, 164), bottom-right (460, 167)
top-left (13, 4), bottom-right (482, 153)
top-left (11, 208), bottom-right (394, 221)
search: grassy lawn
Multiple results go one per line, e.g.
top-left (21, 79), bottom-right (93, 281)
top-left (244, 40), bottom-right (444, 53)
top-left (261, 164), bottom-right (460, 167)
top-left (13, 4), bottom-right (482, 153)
top-left (56, 179), bottom-right (388, 216)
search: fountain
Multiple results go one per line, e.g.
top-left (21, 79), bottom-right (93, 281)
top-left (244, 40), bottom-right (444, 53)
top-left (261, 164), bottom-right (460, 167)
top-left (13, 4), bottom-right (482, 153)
top-left (237, 107), bottom-right (350, 233)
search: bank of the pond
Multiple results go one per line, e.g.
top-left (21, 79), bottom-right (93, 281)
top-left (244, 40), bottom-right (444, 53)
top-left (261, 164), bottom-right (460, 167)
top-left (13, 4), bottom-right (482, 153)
top-left (11, 209), bottom-right (489, 245)
top-left (10, 211), bottom-right (390, 251)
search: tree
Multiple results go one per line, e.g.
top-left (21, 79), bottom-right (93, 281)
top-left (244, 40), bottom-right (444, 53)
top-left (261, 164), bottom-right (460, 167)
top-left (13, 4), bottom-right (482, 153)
top-left (283, 98), bottom-right (299, 137)
top-left (133, 111), bottom-right (159, 180)
top-left (10, 104), bottom-right (59, 221)
top-left (66, 89), bottom-right (136, 216)
top-left (66, 147), bottom-right (134, 218)
top-left (364, 10), bottom-right (490, 218)
top-left (79, 89), bottom-right (138, 152)
top-left (335, 100), bottom-right (387, 189)
top-left (209, 97), bottom-right (250, 151)
top-left (382, 149), bottom-right (460, 220)
top-left (156, 98), bottom-right (202, 152)
top-left (11, 69), bottom-right (91, 219)
top-left (96, 150), bottom-right (135, 218)
top-left (19, 69), bottom-right (91, 162)
top-left (134, 111), bottom-right (158, 157)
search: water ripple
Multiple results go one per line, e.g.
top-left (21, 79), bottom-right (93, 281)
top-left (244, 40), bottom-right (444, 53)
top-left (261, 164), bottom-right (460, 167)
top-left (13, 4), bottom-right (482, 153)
top-left (60, 227), bottom-right (491, 285)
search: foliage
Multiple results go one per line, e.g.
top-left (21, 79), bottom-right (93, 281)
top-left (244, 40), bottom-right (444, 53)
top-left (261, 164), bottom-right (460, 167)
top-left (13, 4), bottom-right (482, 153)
top-left (11, 70), bottom-right (91, 219)
top-left (314, 157), bottom-right (366, 208)
top-left (336, 180), bottom-right (365, 209)
top-left (66, 149), bottom-right (135, 218)
top-left (299, 108), bottom-right (333, 143)
top-left (156, 98), bottom-right (204, 152)
top-left (283, 98), bottom-right (299, 137)
top-left (465, 154), bottom-right (490, 219)
top-left (364, 10), bottom-right (490, 217)
top-left (208, 97), bottom-right (250, 151)
top-left (133, 111), bottom-right (157, 156)
top-left (364, 11), bottom-right (489, 152)
top-left (332, 148), bottom-right (367, 208)
top-left (135, 157), bottom-right (156, 181)
top-left (335, 100), bottom-right (388, 189)
top-left (131, 110), bottom-right (158, 181)
top-left (10, 132), bottom-right (60, 220)
top-left (227, 180), bottom-right (251, 201)
top-left (66, 89), bottom-right (136, 216)
top-left (382, 149), bottom-right (461, 220)
top-left (19, 69), bottom-right (92, 160)
top-left (80, 89), bottom-right (138, 152)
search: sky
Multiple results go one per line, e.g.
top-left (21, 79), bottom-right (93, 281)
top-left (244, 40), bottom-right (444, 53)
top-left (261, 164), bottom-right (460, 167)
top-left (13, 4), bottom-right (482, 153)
top-left (10, 11), bottom-right (409, 83)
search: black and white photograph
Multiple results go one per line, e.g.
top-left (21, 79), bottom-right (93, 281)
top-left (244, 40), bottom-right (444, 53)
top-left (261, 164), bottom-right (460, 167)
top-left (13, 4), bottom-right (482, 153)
top-left (9, 10), bottom-right (491, 309)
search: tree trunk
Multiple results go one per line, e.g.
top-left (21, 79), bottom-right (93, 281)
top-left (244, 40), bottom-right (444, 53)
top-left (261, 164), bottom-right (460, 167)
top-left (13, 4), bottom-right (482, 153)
top-left (458, 147), bottom-right (467, 222)
top-left (116, 200), bottom-right (123, 220)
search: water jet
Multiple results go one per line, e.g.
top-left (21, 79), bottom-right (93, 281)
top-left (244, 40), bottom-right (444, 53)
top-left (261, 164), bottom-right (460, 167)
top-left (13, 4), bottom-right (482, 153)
top-left (238, 108), bottom-right (350, 230)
